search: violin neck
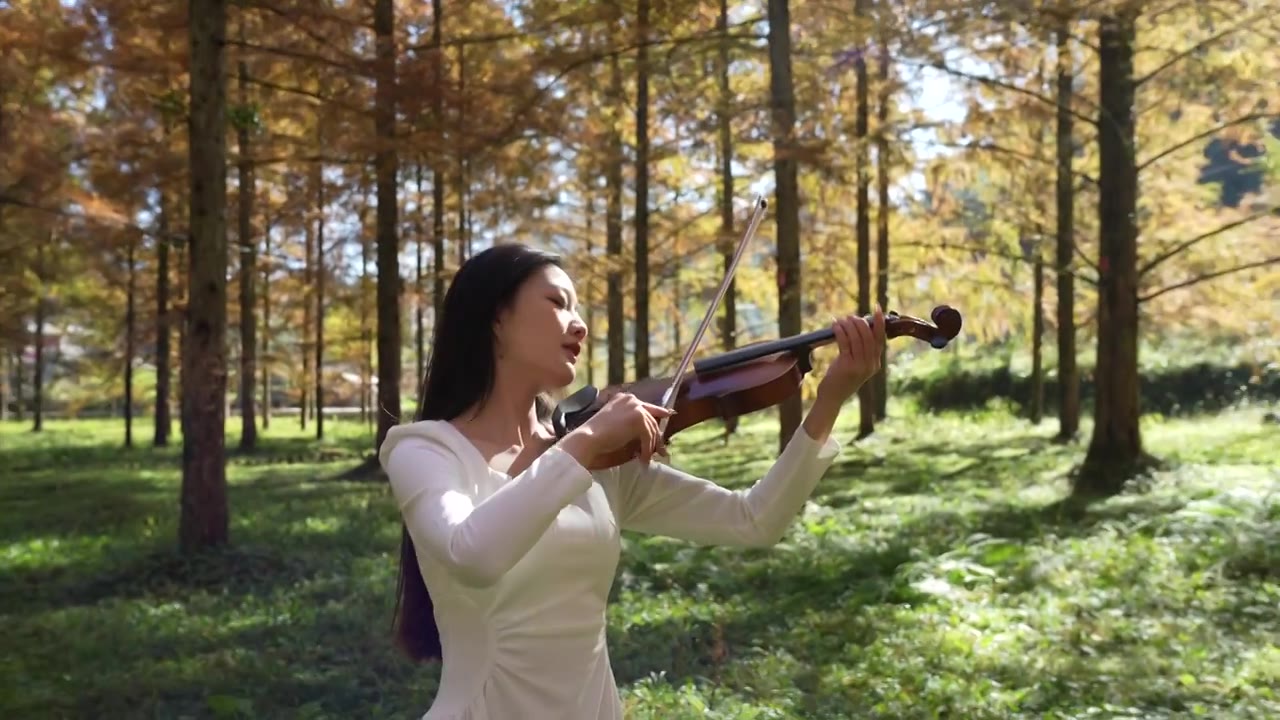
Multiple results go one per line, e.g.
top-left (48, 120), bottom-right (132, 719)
top-left (693, 326), bottom-right (835, 375)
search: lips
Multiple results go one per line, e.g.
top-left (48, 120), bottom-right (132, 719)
top-left (563, 342), bottom-right (581, 360)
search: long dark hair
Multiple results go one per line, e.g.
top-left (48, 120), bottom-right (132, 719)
top-left (391, 242), bottom-right (564, 662)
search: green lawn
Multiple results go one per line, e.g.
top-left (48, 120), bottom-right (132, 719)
top-left (2, 403), bottom-right (1277, 719)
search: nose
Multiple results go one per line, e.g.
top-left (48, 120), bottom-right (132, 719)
top-left (568, 316), bottom-right (587, 341)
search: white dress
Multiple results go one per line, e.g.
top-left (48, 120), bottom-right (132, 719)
top-left (378, 419), bottom-right (842, 720)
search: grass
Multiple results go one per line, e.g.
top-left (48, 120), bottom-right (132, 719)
top-left (2, 402), bottom-right (1278, 719)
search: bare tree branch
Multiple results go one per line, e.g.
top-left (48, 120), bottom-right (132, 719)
top-left (1140, 256), bottom-right (1280, 303)
top-left (892, 56), bottom-right (1100, 129)
top-left (1138, 208), bottom-right (1278, 277)
top-left (854, 238), bottom-right (1100, 286)
top-left (227, 39), bottom-right (364, 76)
top-left (405, 17), bottom-right (766, 54)
top-left (933, 140), bottom-right (1099, 186)
top-left (1138, 113), bottom-right (1280, 171)
top-left (0, 192), bottom-right (186, 245)
top-left (243, 77), bottom-right (366, 114)
top-left (250, 153), bottom-right (368, 168)
top-left (1135, 11), bottom-right (1267, 87)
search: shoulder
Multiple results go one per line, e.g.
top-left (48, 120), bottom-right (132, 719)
top-left (378, 419), bottom-right (460, 464)
top-left (378, 421), bottom-right (477, 497)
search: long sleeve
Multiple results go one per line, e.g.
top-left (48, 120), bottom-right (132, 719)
top-left (598, 425), bottom-right (841, 547)
top-left (379, 423), bottom-right (594, 588)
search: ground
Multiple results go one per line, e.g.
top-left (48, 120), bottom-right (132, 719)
top-left (2, 402), bottom-right (1277, 719)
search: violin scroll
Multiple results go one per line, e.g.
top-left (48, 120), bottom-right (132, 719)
top-left (884, 305), bottom-right (963, 350)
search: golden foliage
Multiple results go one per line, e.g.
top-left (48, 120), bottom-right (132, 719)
top-left (2, 0), bottom-right (1278, 406)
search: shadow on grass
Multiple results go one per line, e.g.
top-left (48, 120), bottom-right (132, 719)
top-left (3, 472), bottom-right (395, 616)
top-left (605, 475), bottom-right (1207, 705)
top-left (0, 474), bottom-right (173, 544)
top-left (2, 433), bottom-right (372, 477)
top-left (6, 570), bottom-right (424, 720)
top-left (2, 442), bottom-right (182, 474)
top-left (606, 506), bottom-right (979, 695)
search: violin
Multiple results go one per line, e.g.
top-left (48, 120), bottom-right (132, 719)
top-left (551, 193), bottom-right (962, 468)
top-left (551, 305), bottom-right (962, 467)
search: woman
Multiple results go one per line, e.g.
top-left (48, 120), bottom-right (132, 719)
top-left (379, 243), bottom-right (885, 719)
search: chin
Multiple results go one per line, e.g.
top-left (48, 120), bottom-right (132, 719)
top-left (554, 367), bottom-right (577, 388)
top-left (545, 363), bottom-right (577, 390)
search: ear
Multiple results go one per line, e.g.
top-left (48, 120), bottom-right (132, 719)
top-left (492, 310), bottom-right (509, 358)
top-left (493, 304), bottom-right (512, 331)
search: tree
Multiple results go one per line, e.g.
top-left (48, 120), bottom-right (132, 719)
top-left (768, 0), bottom-right (803, 452)
top-left (179, 0), bottom-right (230, 552)
top-left (1077, 7), bottom-right (1147, 492)
top-left (373, 0), bottom-right (401, 457)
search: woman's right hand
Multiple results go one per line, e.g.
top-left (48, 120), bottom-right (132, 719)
top-left (560, 392), bottom-right (673, 469)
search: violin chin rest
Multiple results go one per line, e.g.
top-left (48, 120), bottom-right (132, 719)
top-left (552, 385), bottom-right (600, 437)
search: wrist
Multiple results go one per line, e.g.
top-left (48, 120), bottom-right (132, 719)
top-left (558, 428), bottom-right (597, 467)
top-left (802, 388), bottom-right (843, 442)
top-left (816, 375), bottom-right (857, 407)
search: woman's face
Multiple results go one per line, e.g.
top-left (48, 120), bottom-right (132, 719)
top-left (494, 264), bottom-right (588, 391)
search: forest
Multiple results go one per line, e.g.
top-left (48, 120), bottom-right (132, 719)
top-left (2, 0), bottom-right (1278, 717)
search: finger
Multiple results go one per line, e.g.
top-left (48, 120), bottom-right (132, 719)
top-left (648, 414), bottom-right (662, 463)
top-left (859, 314), bottom-right (879, 369)
top-left (648, 414), bottom-right (664, 461)
top-left (834, 315), bottom-right (854, 361)
top-left (844, 314), bottom-right (867, 357)
top-left (637, 410), bottom-right (656, 463)
top-left (850, 314), bottom-right (875, 368)
top-left (639, 401), bottom-right (675, 417)
top-left (873, 302), bottom-right (886, 348)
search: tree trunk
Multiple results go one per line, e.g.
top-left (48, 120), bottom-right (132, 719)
top-left (716, 0), bottom-right (738, 438)
top-left (767, 0), bottom-right (802, 451)
top-left (154, 172), bottom-right (172, 446)
top-left (874, 29), bottom-right (891, 421)
top-left (854, 0), bottom-right (874, 439)
top-left (456, 44), bottom-right (470, 265)
top-left (1055, 18), bottom-right (1080, 442)
top-left (632, 0), bottom-right (651, 380)
top-left (260, 203), bottom-right (270, 430)
top-left (13, 346), bottom-right (23, 421)
top-left (125, 235), bottom-right (137, 447)
top-left (180, 0), bottom-right (230, 552)
top-left (605, 32), bottom-right (626, 387)
top-left (236, 48), bottom-right (257, 451)
top-left (430, 0), bottom-right (446, 334)
top-left (176, 221), bottom-right (188, 439)
top-left (301, 198), bottom-right (313, 431)
top-left (362, 190), bottom-right (373, 426)
top-left (0, 348), bottom-right (8, 421)
top-left (1080, 9), bottom-right (1148, 494)
top-left (1030, 241), bottom-right (1044, 424)
top-left (414, 163), bottom-right (425, 392)
top-left (32, 230), bottom-right (46, 433)
top-left (374, 0), bottom-right (402, 454)
top-left (313, 148), bottom-right (326, 441)
top-left (584, 181), bottom-right (596, 388)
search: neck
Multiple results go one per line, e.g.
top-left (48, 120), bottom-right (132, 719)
top-left (694, 327), bottom-right (835, 374)
top-left (460, 362), bottom-right (543, 447)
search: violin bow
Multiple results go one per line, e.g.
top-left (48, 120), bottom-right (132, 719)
top-left (656, 194), bottom-right (769, 435)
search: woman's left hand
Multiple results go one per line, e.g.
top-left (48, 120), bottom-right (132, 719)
top-left (816, 304), bottom-right (886, 404)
